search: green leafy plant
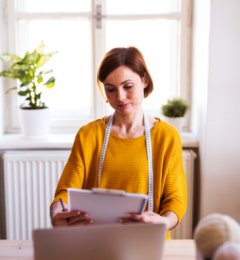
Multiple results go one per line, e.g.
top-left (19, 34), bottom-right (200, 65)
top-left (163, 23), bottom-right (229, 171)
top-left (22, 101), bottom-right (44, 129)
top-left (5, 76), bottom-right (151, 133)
top-left (162, 97), bottom-right (188, 118)
top-left (0, 42), bottom-right (56, 109)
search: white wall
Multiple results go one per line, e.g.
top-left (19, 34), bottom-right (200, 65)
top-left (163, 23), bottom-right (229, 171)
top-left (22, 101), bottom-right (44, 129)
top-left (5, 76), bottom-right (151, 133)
top-left (0, 0), bottom-right (5, 135)
top-left (192, 0), bottom-right (240, 222)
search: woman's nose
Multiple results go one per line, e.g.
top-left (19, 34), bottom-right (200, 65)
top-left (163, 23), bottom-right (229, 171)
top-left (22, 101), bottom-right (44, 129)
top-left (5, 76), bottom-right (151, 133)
top-left (117, 89), bottom-right (126, 101)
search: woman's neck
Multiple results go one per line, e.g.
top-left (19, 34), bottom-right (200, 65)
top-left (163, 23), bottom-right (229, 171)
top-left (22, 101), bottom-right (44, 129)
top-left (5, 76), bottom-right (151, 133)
top-left (111, 110), bottom-right (145, 139)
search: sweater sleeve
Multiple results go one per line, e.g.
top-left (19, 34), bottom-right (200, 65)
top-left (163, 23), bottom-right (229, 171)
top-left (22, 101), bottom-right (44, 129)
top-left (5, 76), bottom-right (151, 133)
top-left (159, 133), bottom-right (187, 223)
top-left (51, 131), bottom-right (85, 205)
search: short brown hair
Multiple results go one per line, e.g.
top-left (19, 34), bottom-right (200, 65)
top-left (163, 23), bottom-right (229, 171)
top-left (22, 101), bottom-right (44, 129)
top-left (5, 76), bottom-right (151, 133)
top-left (97, 47), bottom-right (153, 98)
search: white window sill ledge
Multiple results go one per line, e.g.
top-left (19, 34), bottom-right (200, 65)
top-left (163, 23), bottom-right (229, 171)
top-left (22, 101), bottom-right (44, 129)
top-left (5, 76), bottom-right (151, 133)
top-left (0, 132), bottom-right (198, 150)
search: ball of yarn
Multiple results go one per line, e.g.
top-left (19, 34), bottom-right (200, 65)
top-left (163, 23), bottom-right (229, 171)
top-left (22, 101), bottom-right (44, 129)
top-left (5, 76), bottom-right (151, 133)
top-left (213, 242), bottom-right (240, 260)
top-left (194, 214), bottom-right (240, 259)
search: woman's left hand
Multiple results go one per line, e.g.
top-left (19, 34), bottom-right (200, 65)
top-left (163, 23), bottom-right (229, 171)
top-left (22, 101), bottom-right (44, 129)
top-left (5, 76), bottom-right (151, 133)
top-left (120, 210), bottom-right (178, 230)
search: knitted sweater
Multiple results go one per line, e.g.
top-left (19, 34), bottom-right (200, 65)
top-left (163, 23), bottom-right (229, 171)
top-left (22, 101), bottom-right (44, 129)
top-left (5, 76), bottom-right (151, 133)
top-left (52, 118), bottom-right (187, 239)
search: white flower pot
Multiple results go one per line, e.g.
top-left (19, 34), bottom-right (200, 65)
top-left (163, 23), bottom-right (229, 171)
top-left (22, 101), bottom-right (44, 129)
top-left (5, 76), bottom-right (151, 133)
top-left (163, 116), bottom-right (184, 132)
top-left (19, 107), bottom-right (50, 137)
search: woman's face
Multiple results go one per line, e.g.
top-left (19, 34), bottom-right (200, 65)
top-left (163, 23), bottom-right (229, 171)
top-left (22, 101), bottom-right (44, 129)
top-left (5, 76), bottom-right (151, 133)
top-left (103, 65), bottom-right (147, 116)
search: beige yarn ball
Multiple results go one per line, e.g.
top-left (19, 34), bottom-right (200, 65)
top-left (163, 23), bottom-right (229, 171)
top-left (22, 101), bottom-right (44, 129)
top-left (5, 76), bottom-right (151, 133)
top-left (194, 214), bottom-right (240, 259)
top-left (213, 242), bottom-right (240, 260)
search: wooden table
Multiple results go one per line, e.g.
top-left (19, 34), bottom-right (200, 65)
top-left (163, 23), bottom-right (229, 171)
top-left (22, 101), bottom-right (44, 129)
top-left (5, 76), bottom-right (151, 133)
top-left (0, 239), bottom-right (196, 260)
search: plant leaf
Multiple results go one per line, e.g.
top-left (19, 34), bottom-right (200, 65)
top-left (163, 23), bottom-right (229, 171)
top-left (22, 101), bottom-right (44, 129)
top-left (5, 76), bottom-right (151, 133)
top-left (18, 90), bottom-right (29, 96)
top-left (162, 98), bottom-right (188, 117)
top-left (35, 41), bottom-right (45, 54)
top-left (37, 76), bottom-right (43, 84)
top-left (12, 63), bottom-right (31, 71)
top-left (44, 76), bottom-right (55, 88)
top-left (0, 70), bottom-right (21, 79)
top-left (37, 52), bottom-right (56, 67)
top-left (0, 53), bottom-right (21, 63)
top-left (39, 69), bottom-right (53, 75)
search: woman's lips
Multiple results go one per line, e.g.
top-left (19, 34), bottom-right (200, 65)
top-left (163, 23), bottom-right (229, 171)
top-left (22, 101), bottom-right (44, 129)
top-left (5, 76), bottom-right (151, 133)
top-left (118, 103), bottom-right (129, 109)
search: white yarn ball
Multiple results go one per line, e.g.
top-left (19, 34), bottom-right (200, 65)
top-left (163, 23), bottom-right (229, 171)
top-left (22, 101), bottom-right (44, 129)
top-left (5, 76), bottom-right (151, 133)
top-left (213, 242), bottom-right (240, 260)
top-left (194, 214), bottom-right (240, 259)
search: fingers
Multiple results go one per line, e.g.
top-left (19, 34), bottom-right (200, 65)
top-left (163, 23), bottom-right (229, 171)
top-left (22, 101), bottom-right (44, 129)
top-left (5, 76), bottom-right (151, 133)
top-left (67, 212), bottom-right (93, 225)
top-left (52, 210), bottom-right (93, 227)
top-left (68, 217), bottom-right (93, 226)
top-left (131, 212), bottom-right (155, 223)
top-left (120, 211), bottom-right (157, 224)
top-left (119, 212), bottom-right (143, 224)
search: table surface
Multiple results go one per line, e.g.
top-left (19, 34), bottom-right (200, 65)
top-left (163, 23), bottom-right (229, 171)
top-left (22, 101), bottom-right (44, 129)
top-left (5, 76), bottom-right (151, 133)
top-left (0, 239), bottom-right (196, 260)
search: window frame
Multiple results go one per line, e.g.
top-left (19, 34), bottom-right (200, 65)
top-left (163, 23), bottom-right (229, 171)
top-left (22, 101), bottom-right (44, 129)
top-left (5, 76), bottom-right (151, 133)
top-left (1, 0), bottom-right (193, 133)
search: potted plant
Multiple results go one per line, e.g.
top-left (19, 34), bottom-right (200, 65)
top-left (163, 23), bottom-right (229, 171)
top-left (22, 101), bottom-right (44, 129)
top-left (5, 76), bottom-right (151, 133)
top-left (161, 97), bottom-right (189, 132)
top-left (0, 42), bottom-right (56, 137)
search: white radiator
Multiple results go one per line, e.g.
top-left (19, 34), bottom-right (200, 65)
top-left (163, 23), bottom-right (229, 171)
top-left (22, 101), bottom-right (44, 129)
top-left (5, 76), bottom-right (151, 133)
top-left (3, 151), bottom-right (69, 239)
top-left (3, 149), bottom-right (196, 240)
top-left (171, 150), bottom-right (196, 239)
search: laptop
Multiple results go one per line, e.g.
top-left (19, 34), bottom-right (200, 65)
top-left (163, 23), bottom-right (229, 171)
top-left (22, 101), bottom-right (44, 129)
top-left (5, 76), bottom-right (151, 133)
top-left (33, 223), bottom-right (166, 260)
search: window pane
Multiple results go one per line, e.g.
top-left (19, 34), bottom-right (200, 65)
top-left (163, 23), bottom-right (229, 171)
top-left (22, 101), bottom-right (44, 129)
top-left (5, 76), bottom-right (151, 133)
top-left (105, 0), bottom-right (181, 15)
top-left (105, 19), bottom-right (180, 116)
top-left (17, 19), bottom-right (93, 119)
top-left (15, 0), bottom-right (91, 12)
top-left (7, 0), bottom-right (190, 132)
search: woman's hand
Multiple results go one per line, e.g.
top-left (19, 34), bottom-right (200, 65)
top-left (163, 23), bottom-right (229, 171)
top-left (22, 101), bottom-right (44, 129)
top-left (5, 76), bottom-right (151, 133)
top-left (50, 201), bottom-right (93, 227)
top-left (120, 210), bottom-right (178, 230)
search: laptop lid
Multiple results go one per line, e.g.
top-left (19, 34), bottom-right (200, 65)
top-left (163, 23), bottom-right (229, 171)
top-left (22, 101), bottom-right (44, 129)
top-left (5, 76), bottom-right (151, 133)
top-left (33, 223), bottom-right (166, 260)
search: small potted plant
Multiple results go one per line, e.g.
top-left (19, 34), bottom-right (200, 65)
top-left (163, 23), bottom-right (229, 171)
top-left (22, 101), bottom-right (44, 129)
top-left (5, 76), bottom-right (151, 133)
top-left (161, 97), bottom-right (189, 132)
top-left (0, 42), bottom-right (56, 137)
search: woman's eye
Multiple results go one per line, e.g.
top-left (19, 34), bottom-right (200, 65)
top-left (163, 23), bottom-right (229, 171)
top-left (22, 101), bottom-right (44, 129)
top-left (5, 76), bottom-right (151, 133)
top-left (105, 87), bottom-right (115, 92)
top-left (124, 85), bottom-right (133, 90)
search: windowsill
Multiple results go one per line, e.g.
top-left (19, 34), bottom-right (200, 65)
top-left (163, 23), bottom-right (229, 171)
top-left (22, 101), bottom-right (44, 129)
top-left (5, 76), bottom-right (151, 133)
top-left (0, 134), bottom-right (75, 150)
top-left (180, 132), bottom-right (199, 148)
top-left (0, 132), bottom-right (198, 150)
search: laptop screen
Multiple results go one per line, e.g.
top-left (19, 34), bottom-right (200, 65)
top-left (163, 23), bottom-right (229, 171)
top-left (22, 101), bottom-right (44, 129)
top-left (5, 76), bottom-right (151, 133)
top-left (33, 223), bottom-right (166, 260)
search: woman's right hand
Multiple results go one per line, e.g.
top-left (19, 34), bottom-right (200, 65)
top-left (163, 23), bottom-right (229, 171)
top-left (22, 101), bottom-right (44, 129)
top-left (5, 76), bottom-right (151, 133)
top-left (50, 201), bottom-right (93, 227)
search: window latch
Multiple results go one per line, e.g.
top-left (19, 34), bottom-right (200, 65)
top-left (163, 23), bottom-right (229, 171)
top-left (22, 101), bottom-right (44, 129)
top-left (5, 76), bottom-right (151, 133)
top-left (94, 4), bottom-right (106, 29)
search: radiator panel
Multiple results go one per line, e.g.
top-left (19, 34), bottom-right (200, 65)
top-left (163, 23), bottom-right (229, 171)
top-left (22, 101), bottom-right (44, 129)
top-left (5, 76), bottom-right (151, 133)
top-left (171, 150), bottom-right (196, 239)
top-left (4, 151), bottom-right (69, 239)
top-left (4, 149), bottom-right (196, 239)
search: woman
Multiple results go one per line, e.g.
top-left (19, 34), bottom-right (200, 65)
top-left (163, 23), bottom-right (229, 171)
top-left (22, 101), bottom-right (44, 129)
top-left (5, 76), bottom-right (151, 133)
top-left (50, 47), bottom-right (187, 239)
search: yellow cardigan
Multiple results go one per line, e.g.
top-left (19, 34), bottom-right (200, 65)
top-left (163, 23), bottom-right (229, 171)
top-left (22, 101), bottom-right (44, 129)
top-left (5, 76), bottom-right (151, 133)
top-left (53, 118), bottom-right (187, 239)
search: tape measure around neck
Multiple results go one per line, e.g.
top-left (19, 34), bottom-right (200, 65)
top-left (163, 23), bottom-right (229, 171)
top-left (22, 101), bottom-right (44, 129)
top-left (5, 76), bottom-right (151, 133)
top-left (97, 113), bottom-right (154, 212)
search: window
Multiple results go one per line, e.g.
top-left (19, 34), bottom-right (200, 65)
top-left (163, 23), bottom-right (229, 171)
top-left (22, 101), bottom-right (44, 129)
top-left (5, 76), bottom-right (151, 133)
top-left (2, 0), bottom-right (192, 133)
